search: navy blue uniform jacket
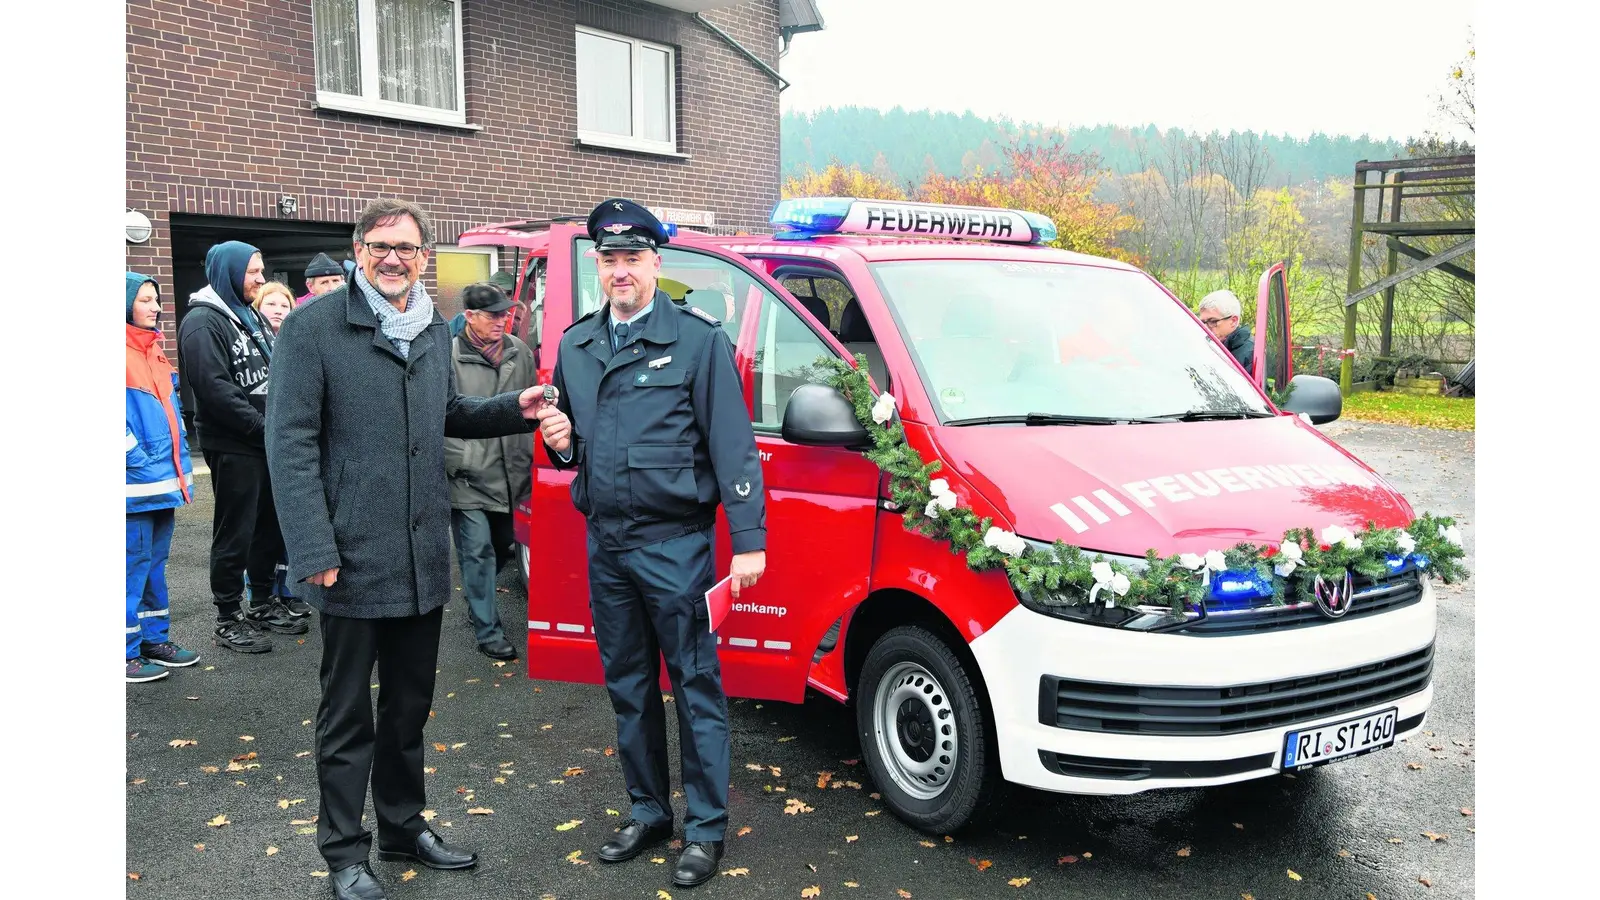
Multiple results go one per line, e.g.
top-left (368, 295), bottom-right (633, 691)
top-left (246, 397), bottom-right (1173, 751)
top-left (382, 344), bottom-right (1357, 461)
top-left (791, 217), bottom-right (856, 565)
top-left (546, 290), bottom-right (767, 555)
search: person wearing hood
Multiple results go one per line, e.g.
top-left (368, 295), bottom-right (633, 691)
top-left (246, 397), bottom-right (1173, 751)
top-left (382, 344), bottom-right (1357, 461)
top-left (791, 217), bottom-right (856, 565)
top-left (298, 252), bottom-right (347, 305)
top-left (126, 273), bottom-right (200, 682)
top-left (177, 240), bottom-right (307, 653)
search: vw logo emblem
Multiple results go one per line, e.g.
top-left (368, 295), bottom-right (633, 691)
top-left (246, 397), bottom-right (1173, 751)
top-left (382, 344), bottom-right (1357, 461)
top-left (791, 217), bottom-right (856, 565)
top-left (1313, 571), bottom-right (1355, 619)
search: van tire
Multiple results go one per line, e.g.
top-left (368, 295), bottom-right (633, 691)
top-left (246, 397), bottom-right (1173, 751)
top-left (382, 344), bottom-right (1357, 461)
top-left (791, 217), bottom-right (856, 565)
top-left (856, 625), bottom-right (996, 834)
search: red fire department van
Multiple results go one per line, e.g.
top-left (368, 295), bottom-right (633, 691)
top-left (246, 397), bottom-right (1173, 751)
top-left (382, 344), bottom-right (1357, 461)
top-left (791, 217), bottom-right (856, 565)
top-left (459, 198), bottom-right (1434, 834)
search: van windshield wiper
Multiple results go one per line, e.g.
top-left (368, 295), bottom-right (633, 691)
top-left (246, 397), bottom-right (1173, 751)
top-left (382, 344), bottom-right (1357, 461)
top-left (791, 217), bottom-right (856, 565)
top-left (944, 413), bottom-right (1177, 427)
top-left (1150, 409), bottom-right (1277, 421)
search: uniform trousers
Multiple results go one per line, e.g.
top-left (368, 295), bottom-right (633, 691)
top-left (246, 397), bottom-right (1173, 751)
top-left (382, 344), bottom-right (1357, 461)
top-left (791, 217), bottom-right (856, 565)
top-left (588, 527), bottom-right (731, 842)
top-left (314, 607), bottom-right (442, 869)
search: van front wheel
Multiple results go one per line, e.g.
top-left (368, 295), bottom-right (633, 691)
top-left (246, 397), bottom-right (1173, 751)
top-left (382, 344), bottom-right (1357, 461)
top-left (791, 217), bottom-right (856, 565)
top-left (856, 625), bottom-right (995, 833)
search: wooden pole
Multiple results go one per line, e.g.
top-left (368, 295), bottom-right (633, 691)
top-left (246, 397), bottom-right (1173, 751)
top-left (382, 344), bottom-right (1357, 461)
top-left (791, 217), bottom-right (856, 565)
top-left (1342, 166), bottom-right (1368, 396)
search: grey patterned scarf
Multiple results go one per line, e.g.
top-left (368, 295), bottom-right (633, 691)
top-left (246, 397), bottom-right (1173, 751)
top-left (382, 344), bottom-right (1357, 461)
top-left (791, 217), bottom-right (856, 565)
top-left (354, 267), bottom-right (434, 359)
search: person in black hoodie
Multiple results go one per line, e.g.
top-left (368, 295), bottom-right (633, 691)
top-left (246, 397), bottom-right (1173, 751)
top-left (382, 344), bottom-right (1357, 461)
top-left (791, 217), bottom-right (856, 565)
top-left (178, 240), bottom-right (307, 652)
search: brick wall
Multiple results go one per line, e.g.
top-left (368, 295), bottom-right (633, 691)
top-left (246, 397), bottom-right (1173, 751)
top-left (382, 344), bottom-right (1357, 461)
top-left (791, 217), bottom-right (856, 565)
top-left (126, 0), bottom-right (782, 355)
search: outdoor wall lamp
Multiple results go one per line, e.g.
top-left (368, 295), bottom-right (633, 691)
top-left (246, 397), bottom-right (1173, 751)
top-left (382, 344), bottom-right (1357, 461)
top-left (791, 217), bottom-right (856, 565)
top-left (279, 196), bottom-right (299, 216)
top-left (126, 209), bottom-right (153, 244)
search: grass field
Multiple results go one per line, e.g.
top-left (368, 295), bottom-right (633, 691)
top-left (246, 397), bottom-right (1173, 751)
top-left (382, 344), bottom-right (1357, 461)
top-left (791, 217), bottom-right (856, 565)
top-left (1341, 389), bottom-right (1474, 431)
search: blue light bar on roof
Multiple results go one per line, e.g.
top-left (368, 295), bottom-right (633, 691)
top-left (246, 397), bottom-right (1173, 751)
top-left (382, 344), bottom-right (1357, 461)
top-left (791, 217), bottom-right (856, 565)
top-left (770, 197), bottom-right (1057, 244)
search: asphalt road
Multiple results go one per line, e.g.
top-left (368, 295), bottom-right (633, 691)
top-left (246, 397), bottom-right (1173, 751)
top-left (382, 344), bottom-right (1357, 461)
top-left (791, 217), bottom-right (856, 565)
top-left (126, 420), bottom-right (1473, 900)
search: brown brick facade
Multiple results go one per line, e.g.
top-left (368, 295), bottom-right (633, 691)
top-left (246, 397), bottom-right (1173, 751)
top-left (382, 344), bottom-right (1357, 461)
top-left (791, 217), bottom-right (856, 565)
top-left (127, 0), bottom-right (783, 357)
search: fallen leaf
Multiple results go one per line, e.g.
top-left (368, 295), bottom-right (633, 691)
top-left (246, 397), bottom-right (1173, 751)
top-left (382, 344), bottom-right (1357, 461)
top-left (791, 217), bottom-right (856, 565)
top-left (1082, 852), bottom-right (1091, 859)
top-left (169, 739), bottom-right (198, 748)
top-left (1008, 877), bottom-right (1031, 887)
top-left (207, 814), bottom-right (230, 827)
top-left (194, 844), bottom-right (205, 851)
top-left (918, 840), bottom-right (935, 848)
top-left (433, 743), bottom-right (448, 753)
top-left (737, 826), bottom-right (753, 836)
top-left (494, 777), bottom-right (506, 784)
top-left (604, 746), bottom-right (615, 756)
top-left (1368, 894), bottom-right (1377, 900)
top-left (548, 779), bottom-right (564, 784)
top-left (451, 742), bottom-right (467, 750)
top-left (807, 863), bottom-right (817, 872)
top-left (556, 819), bottom-right (582, 831)
top-left (541, 724), bottom-right (554, 730)
top-left (420, 810), bottom-right (436, 822)
top-left (1420, 876), bottom-right (1433, 887)
top-left (564, 767), bottom-right (586, 777)
top-left (845, 835), bottom-right (859, 843)
top-left (784, 797), bottom-right (814, 815)
top-left (817, 772), bottom-right (833, 788)
top-left (1243, 895), bottom-right (1255, 900)
top-left (864, 810), bottom-right (881, 817)
top-left (399, 869), bottom-right (417, 882)
top-left (295, 751), bottom-right (312, 759)
top-left (467, 807), bottom-right (494, 815)
top-left (869, 793), bottom-right (881, 800)
top-left (199, 765), bottom-right (220, 774)
top-left (1057, 855), bottom-right (1078, 865)
top-left (841, 758), bottom-right (860, 765)
top-left (746, 763), bottom-right (765, 771)
top-left (1233, 822), bottom-right (1244, 830)
top-left (778, 736), bottom-right (796, 742)
top-left (722, 867), bottom-right (750, 877)
top-left (657, 891), bottom-right (673, 900)
top-left (1338, 848), bottom-right (1352, 858)
top-left (896, 890), bottom-right (912, 899)
top-left (185, 696), bottom-right (200, 701)
top-left (844, 882), bottom-right (859, 888)
top-left (971, 857), bottom-right (993, 870)
top-left (465, 678), bottom-right (480, 684)
top-left (297, 827), bottom-right (317, 835)
top-left (310, 871), bottom-right (329, 878)
top-left (1460, 807), bottom-right (1473, 816)
top-left (1422, 831), bottom-right (1448, 842)
top-left (291, 817), bottom-right (316, 825)
top-left (128, 873), bottom-right (140, 880)
top-left (1405, 762), bottom-right (1424, 771)
top-left (239, 735), bottom-right (255, 742)
top-left (131, 778), bottom-right (147, 785)
top-left (1287, 869), bottom-right (1302, 881)
top-left (1388, 837), bottom-right (1404, 844)
top-left (770, 766), bottom-right (783, 777)
top-left (944, 836), bottom-right (954, 843)
top-left (802, 888), bottom-right (822, 899)
top-left (651, 857), bottom-right (666, 864)
top-left (566, 850), bottom-right (589, 865)
top-left (266, 846), bottom-right (279, 856)
top-left (1176, 846), bottom-right (1191, 857)
top-left (302, 719), bottom-right (311, 726)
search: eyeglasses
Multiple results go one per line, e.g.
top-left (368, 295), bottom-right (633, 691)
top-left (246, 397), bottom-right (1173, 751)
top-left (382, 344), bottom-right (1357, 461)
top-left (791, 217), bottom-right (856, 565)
top-left (1200, 315), bottom-right (1235, 327)
top-left (470, 309), bottom-right (514, 321)
top-left (361, 241), bottom-right (423, 261)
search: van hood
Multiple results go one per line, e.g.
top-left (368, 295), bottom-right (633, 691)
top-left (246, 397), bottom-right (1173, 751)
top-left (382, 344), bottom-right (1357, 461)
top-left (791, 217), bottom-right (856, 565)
top-left (931, 415), bottom-right (1413, 556)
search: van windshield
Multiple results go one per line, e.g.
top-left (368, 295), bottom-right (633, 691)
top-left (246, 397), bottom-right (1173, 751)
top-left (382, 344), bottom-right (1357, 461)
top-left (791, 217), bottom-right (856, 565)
top-left (870, 260), bottom-right (1271, 423)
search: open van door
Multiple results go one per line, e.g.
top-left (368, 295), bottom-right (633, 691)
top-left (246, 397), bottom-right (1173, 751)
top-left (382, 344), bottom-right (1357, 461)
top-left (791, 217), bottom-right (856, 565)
top-left (1253, 262), bottom-right (1292, 396)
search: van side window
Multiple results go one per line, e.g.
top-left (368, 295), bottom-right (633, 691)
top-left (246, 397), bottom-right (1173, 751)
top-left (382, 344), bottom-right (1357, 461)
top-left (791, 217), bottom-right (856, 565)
top-left (775, 268), bottom-right (888, 391)
top-left (752, 298), bottom-right (844, 430)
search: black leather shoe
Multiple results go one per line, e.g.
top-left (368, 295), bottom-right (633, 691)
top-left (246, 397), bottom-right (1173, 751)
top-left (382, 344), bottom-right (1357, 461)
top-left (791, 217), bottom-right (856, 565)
top-left (376, 829), bottom-right (478, 870)
top-left (598, 819), bottom-right (672, 863)
top-left (478, 636), bottom-right (517, 660)
top-left (330, 862), bottom-right (388, 900)
top-left (673, 840), bottom-right (724, 888)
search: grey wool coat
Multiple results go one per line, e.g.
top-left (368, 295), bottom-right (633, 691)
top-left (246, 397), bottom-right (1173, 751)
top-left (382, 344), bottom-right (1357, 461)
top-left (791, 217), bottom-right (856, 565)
top-left (265, 285), bottom-right (535, 618)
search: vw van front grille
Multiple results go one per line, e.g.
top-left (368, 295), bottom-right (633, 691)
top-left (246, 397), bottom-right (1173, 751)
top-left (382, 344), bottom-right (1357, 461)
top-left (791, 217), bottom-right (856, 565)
top-left (1039, 643), bottom-right (1433, 736)
top-left (1182, 571), bottom-right (1424, 636)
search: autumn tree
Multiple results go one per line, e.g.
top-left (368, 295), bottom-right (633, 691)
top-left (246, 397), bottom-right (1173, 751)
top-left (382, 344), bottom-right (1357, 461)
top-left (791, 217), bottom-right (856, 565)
top-left (781, 161), bottom-right (909, 201)
top-left (916, 139), bottom-right (1137, 262)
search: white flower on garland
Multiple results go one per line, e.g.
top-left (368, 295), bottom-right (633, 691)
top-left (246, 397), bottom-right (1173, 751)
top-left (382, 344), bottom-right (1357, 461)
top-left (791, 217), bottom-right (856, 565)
top-left (1274, 540), bottom-right (1303, 577)
top-left (1438, 524), bottom-right (1462, 547)
top-left (923, 478), bottom-right (958, 519)
top-left (1321, 525), bottom-right (1362, 551)
top-left (1204, 550), bottom-right (1228, 572)
top-left (870, 392), bottom-right (898, 425)
top-left (1179, 553), bottom-right (1205, 572)
top-left (982, 526), bottom-right (1026, 558)
top-left (1396, 531), bottom-right (1417, 554)
top-left (1089, 560), bottom-right (1131, 607)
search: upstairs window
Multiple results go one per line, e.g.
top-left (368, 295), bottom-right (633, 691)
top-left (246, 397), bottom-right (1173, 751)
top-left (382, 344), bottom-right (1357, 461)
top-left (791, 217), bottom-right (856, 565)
top-left (576, 25), bottom-right (677, 156)
top-left (313, 0), bottom-right (466, 127)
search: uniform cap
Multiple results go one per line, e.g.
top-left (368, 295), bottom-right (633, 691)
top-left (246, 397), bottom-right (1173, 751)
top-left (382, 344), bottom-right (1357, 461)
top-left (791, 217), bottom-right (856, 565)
top-left (586, 198), bottom-right (670, 252)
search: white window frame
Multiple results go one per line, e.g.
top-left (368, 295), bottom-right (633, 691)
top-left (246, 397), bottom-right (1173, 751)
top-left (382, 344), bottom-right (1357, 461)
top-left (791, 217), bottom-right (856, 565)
top-left (575, 25), bottom-right (681, 157)
top-left (313, 0), bottom-right (473, 129)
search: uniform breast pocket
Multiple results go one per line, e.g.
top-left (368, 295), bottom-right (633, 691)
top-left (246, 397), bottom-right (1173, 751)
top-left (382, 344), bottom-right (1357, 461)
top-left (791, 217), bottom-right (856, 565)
top-left (626, 443), bottom-right (699, 519)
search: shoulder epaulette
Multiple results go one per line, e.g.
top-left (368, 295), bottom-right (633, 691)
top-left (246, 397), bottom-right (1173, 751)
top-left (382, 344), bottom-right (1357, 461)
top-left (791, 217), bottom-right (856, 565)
top-left (686, 305), bottom-right (721, 327)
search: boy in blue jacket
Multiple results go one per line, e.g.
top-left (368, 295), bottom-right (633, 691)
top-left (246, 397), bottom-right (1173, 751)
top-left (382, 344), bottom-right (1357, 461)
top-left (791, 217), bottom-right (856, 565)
top-left (127, 273), bottom-right (200, 682)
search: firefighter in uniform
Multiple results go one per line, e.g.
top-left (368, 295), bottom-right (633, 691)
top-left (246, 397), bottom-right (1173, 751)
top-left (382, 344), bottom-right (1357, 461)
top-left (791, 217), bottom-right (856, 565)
top-left (533, 199), bottom-right (767, 889)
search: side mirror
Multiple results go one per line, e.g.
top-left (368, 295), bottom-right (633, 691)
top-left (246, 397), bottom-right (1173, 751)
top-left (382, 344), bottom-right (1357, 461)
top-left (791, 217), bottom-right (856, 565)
top-left (781, 383), bottom-right (872, 449)
top-left (1279, 374), bottom-right (1342, 424)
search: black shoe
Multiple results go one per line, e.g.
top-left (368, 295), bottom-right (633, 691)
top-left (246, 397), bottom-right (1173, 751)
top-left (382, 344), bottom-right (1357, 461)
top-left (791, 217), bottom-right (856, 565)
top-left (214, 613), bottom-right (273, 653)
top-left (478, 636), bottom-right (517, 661)
top-left (598, 819), bottom-right (672, 863)
top-left (244, 595), bottom-right (309, 635)
top-left (673, 840), bottom-right (724, 888)
top-left (330, 862), bottom-right (388, 900)
top-left (280, 595), bottom-right (312, 619)
top-left (376, 828), bottom-right (478, 870)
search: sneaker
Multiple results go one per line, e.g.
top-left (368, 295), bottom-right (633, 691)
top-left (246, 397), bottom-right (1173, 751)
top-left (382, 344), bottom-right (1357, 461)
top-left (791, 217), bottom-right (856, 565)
top-left (243, 595), bottom-right (309, 635)
top-left (126, 657), bottom-right (169, 683)
top-left (280, 595), bottom-right (312, 619)
top-left (215, 612), bottom-right (274, 653)
top-left (142, 641), bottom-right (200, 668)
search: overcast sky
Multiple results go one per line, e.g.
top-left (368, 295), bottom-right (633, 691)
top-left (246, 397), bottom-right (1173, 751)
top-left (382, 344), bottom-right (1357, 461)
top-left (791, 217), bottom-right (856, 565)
top-left (776, 0), bottom-right (1475, 142)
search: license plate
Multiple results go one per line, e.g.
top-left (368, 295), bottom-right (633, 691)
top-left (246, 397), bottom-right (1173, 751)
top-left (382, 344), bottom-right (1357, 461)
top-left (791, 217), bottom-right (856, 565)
top-left (1281, 707), bottom-right (1398, 771)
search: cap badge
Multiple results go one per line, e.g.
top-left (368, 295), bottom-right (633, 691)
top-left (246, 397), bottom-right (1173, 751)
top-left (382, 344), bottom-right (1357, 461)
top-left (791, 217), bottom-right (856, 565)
top-left (602, 223), bottom-right (632, 234)
top-left (612, 201), bottom-right (624, 211)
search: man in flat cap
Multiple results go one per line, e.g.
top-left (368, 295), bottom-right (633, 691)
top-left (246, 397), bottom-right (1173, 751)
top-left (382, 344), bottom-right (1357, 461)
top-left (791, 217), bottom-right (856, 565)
top-left (298, 252), bottom-right (347, 306)
top-left (533, 198), bottom-right (767, 889)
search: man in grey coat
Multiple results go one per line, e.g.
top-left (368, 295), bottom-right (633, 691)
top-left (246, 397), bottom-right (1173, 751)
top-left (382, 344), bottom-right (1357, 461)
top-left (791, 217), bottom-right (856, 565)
top-left (445, 281), bottom-right (536, 660)
top-left (267, 198), bottom-right (549, 900)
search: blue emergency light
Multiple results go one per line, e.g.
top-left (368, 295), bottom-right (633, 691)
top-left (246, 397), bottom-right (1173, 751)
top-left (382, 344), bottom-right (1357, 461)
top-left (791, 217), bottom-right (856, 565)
top-left (770, 197), bottom-right (1058, 244)
top-left (1206, 568), bottom-right (1275, 610)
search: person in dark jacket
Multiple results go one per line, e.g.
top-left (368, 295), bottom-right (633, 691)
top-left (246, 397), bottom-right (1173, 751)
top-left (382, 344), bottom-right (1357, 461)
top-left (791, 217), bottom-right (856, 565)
top-left (126, 272), bottom-right (200, 682)
top-left (267, 198), bottom-right (550, 900)
top-left (534, 199), bottom-right (767, 890)
top-left (177, 240), bottom-right (305, 652)
top-left (1199, 288), bottom-right (1256, 375)
top-left (445, 282), bottom-right (537, 660)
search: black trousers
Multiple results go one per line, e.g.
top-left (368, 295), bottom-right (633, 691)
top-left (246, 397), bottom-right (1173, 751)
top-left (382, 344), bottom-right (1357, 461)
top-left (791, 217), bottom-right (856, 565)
top-left (315, 608), bottom-right (442, 869)
top-left (588, 528), bottom-right (731, 842)
top-left (202, 449), bottom-right (284, 612)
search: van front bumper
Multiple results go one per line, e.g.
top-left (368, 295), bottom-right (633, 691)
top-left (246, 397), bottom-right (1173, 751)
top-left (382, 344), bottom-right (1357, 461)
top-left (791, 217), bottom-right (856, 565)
top-left (968, 579), bottom-right (1437, 795)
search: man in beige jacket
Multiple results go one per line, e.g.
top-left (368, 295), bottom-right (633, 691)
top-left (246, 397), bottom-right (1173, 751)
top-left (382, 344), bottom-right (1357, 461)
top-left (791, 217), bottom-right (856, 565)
top-left (445, 282), bottom-right (537, 659)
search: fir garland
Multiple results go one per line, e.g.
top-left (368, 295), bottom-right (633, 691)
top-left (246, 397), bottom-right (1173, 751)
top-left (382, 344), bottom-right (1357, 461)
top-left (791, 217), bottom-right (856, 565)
top-left (817, 355), bottom-right (1469, 615)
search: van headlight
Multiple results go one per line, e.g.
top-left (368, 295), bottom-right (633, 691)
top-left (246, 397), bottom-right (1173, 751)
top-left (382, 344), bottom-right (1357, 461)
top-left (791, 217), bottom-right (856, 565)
top-left (1011, 540), bottom-right (1202, 632)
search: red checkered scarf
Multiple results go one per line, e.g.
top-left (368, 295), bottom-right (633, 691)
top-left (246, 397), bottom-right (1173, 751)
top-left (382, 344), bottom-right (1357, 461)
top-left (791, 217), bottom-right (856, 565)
top-left (462, 319), bottom-right (506, 367)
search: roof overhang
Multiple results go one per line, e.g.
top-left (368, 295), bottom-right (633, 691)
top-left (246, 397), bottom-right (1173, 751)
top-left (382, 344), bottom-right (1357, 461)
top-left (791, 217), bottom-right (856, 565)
top-left (643, 1), bottom-right (745, 13)
top-left (779, 0), bottom-right (825, 39)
